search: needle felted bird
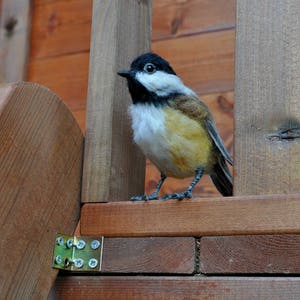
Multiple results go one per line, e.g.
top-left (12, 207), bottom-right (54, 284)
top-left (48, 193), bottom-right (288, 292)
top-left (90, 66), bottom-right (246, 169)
top-left (118, 52), bottom-right (233, 200)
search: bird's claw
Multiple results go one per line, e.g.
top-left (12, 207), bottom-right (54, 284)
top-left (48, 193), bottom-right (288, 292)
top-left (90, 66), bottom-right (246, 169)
top-left (130, 194), bottom-right (159, 201)
top-left (162, 191), bottom-right (193, 200)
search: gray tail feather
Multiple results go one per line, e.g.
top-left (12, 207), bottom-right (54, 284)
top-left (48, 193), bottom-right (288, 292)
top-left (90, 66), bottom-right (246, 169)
top-left (210, 156), bottom-right (233, 196)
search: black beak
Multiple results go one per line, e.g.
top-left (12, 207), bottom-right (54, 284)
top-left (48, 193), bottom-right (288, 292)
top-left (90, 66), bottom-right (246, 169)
top-left (117, 69), bottom-right (132, 79)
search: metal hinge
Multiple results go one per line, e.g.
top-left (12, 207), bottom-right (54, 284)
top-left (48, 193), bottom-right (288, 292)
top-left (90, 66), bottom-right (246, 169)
top-left (52, 233), bottom-right (104, 272)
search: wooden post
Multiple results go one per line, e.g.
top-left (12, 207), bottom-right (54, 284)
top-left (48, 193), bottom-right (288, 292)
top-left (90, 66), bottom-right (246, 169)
top-left (0, 0), bottom-right (31, 82)
top-left (200, 0), bottom-right (300, 274)
top-left (234, 0), bottom-right (300, 194)
top-left (81, 0), bottom-right (151, 203)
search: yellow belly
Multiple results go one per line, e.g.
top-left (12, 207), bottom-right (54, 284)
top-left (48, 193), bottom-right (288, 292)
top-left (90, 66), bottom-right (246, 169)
top-left (162, 107), bottom-right (214, 178)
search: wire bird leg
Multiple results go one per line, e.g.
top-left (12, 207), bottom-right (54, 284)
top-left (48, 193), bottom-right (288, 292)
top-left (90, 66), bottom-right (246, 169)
top-left (162, 167), bottom-right (205, 200)
top-left (131, 174), bottom-right (167, 201)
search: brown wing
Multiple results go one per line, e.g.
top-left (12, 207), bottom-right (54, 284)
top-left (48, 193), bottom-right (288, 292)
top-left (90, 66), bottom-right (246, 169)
top-left (169, 95), bottom-right (233, 165)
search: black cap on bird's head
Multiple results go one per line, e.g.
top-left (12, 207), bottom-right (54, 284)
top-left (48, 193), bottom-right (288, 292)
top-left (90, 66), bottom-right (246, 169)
top-left (118, 52), bottom-right (176, 79)
top-left (117, 53), bottom-right (182, 105)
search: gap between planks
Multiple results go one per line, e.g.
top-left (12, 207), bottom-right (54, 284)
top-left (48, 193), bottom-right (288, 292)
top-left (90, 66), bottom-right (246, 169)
top-left (80, 193), bottom-right (300, 237)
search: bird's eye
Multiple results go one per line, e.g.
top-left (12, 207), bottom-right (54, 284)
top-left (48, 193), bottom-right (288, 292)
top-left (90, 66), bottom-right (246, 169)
top-left (144, 63), bottom-right (156, 74)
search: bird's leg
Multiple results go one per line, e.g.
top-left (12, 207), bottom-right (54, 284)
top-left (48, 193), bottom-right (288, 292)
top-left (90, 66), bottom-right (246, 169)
top-left (131, 173), bottom-right (167, 201)
top-left (162, 167), bottom-right (205, 200)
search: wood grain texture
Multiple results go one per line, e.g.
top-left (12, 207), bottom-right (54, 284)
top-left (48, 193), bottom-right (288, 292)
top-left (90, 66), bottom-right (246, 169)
top-left (153, 0), bottom-right (235, 40)
top-left (234, 0), bottom-right (300, 195)
top-left (152, 29), bottom-right (235, 94)
top-left (28, 52), bottom-right (89, 112)
top-left (51, 276), bottom-right (300, 300)
top-left (200, 235), bottom-right (300, 274)
top-left (0, 82), bottom-right (83, 299)
top-left (102, 237), bottom-right (195, 273)
top-left (81, 194), bottom-right (300, 237)
top-left (29, 0), bottom-right (235, 59)
top-left (145, 91), bottom-right (233, 197)
top-left (0, 0), bottom-right (31, 82)
top-left (81, 0), bottom-right (151, 202)
top-left (199, 0), bottom-right (300, 276)
top-left (30, 0), bottom-right (92, 59)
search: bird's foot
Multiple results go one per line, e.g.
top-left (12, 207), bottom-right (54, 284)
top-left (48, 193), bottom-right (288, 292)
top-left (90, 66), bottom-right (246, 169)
top-left (130, 194), bottom-right (159, 201)
top-left (162, 190), bottom-right (193, 200)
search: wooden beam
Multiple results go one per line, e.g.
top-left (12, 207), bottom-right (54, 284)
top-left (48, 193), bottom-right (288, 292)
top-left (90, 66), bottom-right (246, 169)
top-left (80, 194), bottom-right (300, 237)
top-left (51, 276), bottom-right (300, 299)
top-left (81, 0), bottom-right (151, 203)
top-left (102, 237), bottom-right (195, 273)
top-left (0, 82), bottom-right (83, 299)
top-left (0, 0), bottom-right (31, 82)
top-left (199, 235), bottom-right (300, 274)
top-left (199, 0), bottom-right (300, 274)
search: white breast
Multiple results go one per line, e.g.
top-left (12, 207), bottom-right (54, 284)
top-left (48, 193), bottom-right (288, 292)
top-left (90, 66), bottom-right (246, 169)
top-left (129, 103), bottom-right (171, 170)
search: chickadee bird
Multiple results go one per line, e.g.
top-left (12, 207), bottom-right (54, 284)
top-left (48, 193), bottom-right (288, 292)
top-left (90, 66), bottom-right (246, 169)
top-left (118, 52), bottom-right (233, 200)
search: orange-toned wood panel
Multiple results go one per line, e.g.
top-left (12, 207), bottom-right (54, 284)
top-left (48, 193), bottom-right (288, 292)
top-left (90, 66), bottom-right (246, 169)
top-left (31, 0), bottom-right (92, 59)
top-left (153, 0), bottom-right (235, 40)
top-left (51, 276), bottom-right (300, 300)
top-left (28, 52), bottom-right (89, 111)
top-left (152, 29), bottom-right (235, 94)
top-left (30, 0), bottom-right (235, 59)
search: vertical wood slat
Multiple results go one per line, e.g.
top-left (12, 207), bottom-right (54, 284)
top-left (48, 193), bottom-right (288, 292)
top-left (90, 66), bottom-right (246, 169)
top-left (234, 0), bottom-right (300, 194)
top-left (82, 0), bottom-right (151, 203)
top-left (0, 0), bottom-right (31, 82)
top-left (200, 0), bottom-right (300, 274)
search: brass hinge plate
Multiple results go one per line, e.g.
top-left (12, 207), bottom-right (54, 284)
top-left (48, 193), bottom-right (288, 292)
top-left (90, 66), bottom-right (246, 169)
top-left (52, 233), bottom-right (104, 272)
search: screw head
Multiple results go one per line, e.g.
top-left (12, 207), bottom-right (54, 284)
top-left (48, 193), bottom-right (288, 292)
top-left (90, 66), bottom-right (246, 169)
top-left (76, 239), bottom-right (86, 250)
top-left (74, 258), bottom-right (84, 268)
top-left (90, 240), bottom-right (101, 250)
top-left (56, 236), bottom-right (64, 246)
top-left (55, 255), bottom-right (62, 265)
top-left (88, 258), bottom-right (98, 269)
top-left (66, 239), bottom-right (73, 248)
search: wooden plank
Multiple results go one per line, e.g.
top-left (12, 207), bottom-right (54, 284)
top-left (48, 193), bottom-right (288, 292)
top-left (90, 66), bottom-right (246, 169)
top-left (199, 0), bottom-right (300, 275)
top-left (81, 0), bottom-right (151, 203)
top-left (51, 276), bottom-right (300, 299)
top-left (153, 0), bottom-right (235, 40)
top-left (28, 52), bottom-right (89, 112)
top-left (30, 0), bottom-right (92, 59)
top-left (200, 235), bottom-right (300, 274)
top-left (102, 237), bottom-right (195, 273)
top-left (145, 91), bottom-right (233, 197)
top-left (152, 29), bottom-right (235, 94)
top-left (0, 82), bottom-right (83, 299)
top-left (0, 0), bottom-right (31, 82)
top-left (29, 0), bottom-right (235, 59)
top-left (80, 194), bottom-right (300, 237)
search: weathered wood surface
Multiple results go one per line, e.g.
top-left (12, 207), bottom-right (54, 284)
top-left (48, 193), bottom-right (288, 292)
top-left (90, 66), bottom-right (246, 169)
top-left (102, 237), bottom-right (195, 273)
top-left (81, 0), bottom-right (151, 203)
top-left (81, 194), bottom-right (300, 237)
top-left (200, 235), bottom-right (300, 274)
top-left (51, 276), bottom-right (300, 300)
top-left (200, 0), bottom-right (300, 275)
top-left (0, 82), bottom-right (83, 299)
top-left (0, 0), bottom-right (31, 82)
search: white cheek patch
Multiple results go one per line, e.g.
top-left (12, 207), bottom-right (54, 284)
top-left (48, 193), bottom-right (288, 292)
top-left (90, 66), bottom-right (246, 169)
top-left (136, 71), bottom-right (196, 97)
